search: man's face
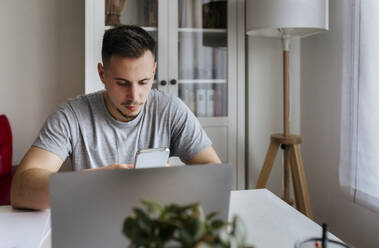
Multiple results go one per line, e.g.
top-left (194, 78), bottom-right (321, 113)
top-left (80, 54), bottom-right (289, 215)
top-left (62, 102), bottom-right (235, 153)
top-left (98, 51), bottom-right (157, 122)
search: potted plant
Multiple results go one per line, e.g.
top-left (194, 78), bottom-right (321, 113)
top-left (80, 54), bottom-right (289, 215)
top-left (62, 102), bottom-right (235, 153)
top-left (123, 200), bottom-right (253, 248)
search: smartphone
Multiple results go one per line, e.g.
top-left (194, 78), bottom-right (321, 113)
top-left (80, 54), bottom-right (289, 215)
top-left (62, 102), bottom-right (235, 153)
top-left (134, 147), bottom-right (170, 169)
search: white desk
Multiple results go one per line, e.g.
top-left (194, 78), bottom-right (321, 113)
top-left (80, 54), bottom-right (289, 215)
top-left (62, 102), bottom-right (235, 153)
top-left (0, 189), bottom-right (341, 248)
top-left (0, 206), bottom-right (50, 248)
top-left (229, 189), bottom-right (341, 247)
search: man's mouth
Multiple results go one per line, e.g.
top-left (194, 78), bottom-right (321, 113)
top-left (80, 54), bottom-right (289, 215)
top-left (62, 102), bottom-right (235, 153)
top-left (125, 105), bottom-right (138, 112)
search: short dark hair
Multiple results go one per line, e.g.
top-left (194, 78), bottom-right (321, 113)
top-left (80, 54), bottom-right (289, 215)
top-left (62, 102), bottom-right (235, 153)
top-left (101, 25), bottom-right (156, 65)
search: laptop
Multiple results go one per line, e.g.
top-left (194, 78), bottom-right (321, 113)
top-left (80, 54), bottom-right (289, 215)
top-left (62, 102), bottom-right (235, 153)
top-left (49, 164), bottom-right (232, 248)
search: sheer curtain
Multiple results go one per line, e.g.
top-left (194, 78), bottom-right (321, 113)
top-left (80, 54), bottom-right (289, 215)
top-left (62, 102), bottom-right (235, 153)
top-left (340, 0), bottom-right (379, 213)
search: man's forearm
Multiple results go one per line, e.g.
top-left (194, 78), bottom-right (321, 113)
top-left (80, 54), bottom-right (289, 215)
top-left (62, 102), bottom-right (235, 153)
top-left (11, 168), bottom-right (52, 210)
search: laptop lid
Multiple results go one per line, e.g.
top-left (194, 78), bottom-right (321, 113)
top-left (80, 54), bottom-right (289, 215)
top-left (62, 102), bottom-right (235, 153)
top-left (49, 164), bottom-right (232, 248)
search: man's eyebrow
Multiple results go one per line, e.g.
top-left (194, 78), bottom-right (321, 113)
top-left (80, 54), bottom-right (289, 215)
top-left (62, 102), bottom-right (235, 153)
top-left (114, 77), bottom-right (131, 83)
top-left (114, 77), bottom-right (152, 82)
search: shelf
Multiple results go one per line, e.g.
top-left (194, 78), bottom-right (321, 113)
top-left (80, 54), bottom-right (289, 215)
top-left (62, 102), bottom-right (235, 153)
top-left (105, 27), bottom-right (224, 33)
top-left (141, 26), bottom-right (158, 32)
top-left (178, 79), bottom-right (227, 84)
top-left (178, 28), bottom-right (227, 33)
top-left (105, 27), bottom-right (226, 33)
top-left (104, 26), bottom-right (157, 32)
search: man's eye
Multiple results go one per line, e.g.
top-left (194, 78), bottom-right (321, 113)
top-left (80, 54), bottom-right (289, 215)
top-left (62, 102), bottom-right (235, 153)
top-left (116, 82), bottom-right (127, 86)
top-left (139, 81), bottom-right (148, 85)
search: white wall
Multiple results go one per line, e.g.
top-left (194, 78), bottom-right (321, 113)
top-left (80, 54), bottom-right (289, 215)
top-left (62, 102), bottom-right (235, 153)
top-left (0, 0), bottom-right (84, 164)
top-left (247, 37), bottom-right (301, 196)
top-left (301, 0), bottom-right (379, 247)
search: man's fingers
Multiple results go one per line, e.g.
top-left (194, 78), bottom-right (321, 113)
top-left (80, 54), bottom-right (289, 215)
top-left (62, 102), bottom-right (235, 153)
top-left (105, 164), bottom-right (134, 170)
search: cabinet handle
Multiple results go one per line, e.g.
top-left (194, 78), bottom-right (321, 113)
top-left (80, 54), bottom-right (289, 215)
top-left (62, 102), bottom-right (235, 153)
top-left (160, 80), bottom-right (167, 86)
top-left (170, 79), bottom-right (177, 85)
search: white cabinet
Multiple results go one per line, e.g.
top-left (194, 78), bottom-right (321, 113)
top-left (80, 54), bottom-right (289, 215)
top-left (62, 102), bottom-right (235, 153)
top-left (85, 0), bottom-right (245, 189)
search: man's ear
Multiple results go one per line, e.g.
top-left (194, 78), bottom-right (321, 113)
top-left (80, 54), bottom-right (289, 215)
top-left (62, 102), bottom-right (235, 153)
top-left (97, 63), bottom-right (105, 84)
top-left (153, 62), bottom-right (157, 76)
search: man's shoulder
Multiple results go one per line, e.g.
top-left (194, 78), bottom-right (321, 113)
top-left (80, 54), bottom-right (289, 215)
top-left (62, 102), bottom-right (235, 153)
top-left (149, 88), bottom-right (172, 100)
top-left (148, 89), bottom-right (184, 108)
top-left (147, 89), bottom-right (193, 121)
top-left (65, 90), bottom-right (103, 106)
top-left (53, 91), bottom-right (104, 122)
top-left (60, 91), bottom-right (103, 112)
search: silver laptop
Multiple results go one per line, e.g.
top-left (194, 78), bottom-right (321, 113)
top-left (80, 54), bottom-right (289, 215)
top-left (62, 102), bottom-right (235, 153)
top-left (49, 164), bottom-right (232, 248)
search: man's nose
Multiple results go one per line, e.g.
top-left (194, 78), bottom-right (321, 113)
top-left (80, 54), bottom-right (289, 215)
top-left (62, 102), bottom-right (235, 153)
top-left (127, 85), bottom-right (137, 102)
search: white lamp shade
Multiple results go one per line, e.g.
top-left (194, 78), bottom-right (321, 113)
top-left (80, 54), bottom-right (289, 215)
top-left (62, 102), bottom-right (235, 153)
top-left (246, 0), bottom-right (329, 38)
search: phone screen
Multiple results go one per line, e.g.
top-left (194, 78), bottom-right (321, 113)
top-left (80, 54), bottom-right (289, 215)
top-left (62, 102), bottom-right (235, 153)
top-left (134, 148), bottom-right (170, 169)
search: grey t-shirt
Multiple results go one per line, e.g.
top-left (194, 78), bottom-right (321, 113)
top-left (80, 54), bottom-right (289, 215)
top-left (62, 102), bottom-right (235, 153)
top-left (33, 89), bottom-right (212, 170)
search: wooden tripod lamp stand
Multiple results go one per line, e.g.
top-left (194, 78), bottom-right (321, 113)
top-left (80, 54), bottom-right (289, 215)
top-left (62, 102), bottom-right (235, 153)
top-left (246, 0), bottom-right (329, 218)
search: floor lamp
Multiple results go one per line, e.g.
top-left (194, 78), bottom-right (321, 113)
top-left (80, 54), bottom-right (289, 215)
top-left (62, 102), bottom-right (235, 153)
top-left (246, 0), bottom-right (329, 218)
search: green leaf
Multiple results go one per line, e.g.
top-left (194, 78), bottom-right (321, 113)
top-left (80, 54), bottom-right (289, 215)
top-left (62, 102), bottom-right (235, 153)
top-left (206, 211), bottom-right (219, 220)
top-left (195, 241), bottom-right (213, 248)
top-left (122, 217), bottom-right (138, 238)
top-left (211, 219), bottom-right (227, 230)
top-left (142, 199), bottom-right (163, 216)
top-left (177, 228), bottom-right (195, 246)
top-left (231, 215), bottom-right (246, 243)
top-left (218, 228), bottom-right (230, 245)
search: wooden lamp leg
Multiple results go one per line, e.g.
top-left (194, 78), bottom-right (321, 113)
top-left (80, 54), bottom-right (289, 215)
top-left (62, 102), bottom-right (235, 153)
top-left (289, 145), bottom-right (302, 211)
top-left (283, 145), bottom-right (291, 203)
top-left (256, 141), bottom-right (280, 188)
top-left (289, 144), bottom-right (313, 218)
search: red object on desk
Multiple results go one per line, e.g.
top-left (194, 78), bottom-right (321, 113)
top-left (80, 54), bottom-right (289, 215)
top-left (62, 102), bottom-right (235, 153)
top-left (0, 114), bottom-right (14, 205)
top-left (0, 166), bottom-right (17, 205)
top-left (0, 114), bottom-right (12, 176)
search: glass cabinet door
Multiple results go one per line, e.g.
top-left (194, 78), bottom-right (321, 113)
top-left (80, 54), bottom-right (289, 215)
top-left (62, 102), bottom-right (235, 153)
top-left (103, 0), bottom-right (228, 117)
top-left (105, 0), bottom-right (159, 88)
top-left (177, 0), bottom-right (228, 117)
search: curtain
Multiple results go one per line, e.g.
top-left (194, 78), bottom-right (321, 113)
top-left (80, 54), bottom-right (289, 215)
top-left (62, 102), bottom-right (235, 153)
top-left (340, 0), bottom-right (379, 213)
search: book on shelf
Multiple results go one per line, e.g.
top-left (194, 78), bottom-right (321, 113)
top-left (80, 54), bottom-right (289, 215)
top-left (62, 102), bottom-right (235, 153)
top-left (148, 0), bottom-right (157, 26)
top-left (181, 85), bottom-right (225, 117)
top-left (196, 88), bottom-right (207, 117)
top-left (214, 47), bottom-right (227, 79)
top-left (188, 90), bottom-right (196, 113)
top-left (202, 0), bottom-right (227, 29)
top-left (214, 87), bottom-right (222, 116)
top-left (179, 0), bottom-right (202, 28)
top-left (214, 84), bottom-right (227, 116)
top-left (206, 89), bottom-right (215, 117)
top-left (181, 88), bottom-right (196, 113)
top-left (140, 0), bottom-right (157, 27)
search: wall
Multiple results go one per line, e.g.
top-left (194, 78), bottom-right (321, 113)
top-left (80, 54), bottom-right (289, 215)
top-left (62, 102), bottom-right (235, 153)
top-left (301, 0), bottom-right (379, 247)
top-left (0, 0), bottom-right (84, 164)
top-left (247, 37), bottom-right (301, 196)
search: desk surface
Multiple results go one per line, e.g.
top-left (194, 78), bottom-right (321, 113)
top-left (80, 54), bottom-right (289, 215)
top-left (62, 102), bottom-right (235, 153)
top-left (1, 189), bottom-right (341, 248)
top-left (229, 189), bottom-right (340, 247)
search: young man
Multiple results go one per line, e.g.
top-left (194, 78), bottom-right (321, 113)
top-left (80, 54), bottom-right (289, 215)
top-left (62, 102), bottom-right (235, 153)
top-left (11, 25), bottom-right (221, 210)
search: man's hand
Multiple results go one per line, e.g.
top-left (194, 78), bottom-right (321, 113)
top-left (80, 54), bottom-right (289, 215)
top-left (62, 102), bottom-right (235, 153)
top-left (87, 163), bottom-right (134, 171)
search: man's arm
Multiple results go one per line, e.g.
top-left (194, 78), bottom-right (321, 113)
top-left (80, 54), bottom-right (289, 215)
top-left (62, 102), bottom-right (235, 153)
top-left (10, 146), bottom-right (63, 210)
top-left (11, 147), bottom-right (134, 210)
top-left (187, 146), bottom-right (221, 165)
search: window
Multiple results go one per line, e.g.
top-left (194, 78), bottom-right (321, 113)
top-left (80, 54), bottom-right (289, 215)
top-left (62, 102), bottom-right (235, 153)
top-left (340, 0), bottom-right (379, 213)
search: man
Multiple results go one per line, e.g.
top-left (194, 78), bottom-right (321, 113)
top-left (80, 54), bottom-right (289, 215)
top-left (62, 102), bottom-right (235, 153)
top-left (11, 25), bottom-right (221, 210)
